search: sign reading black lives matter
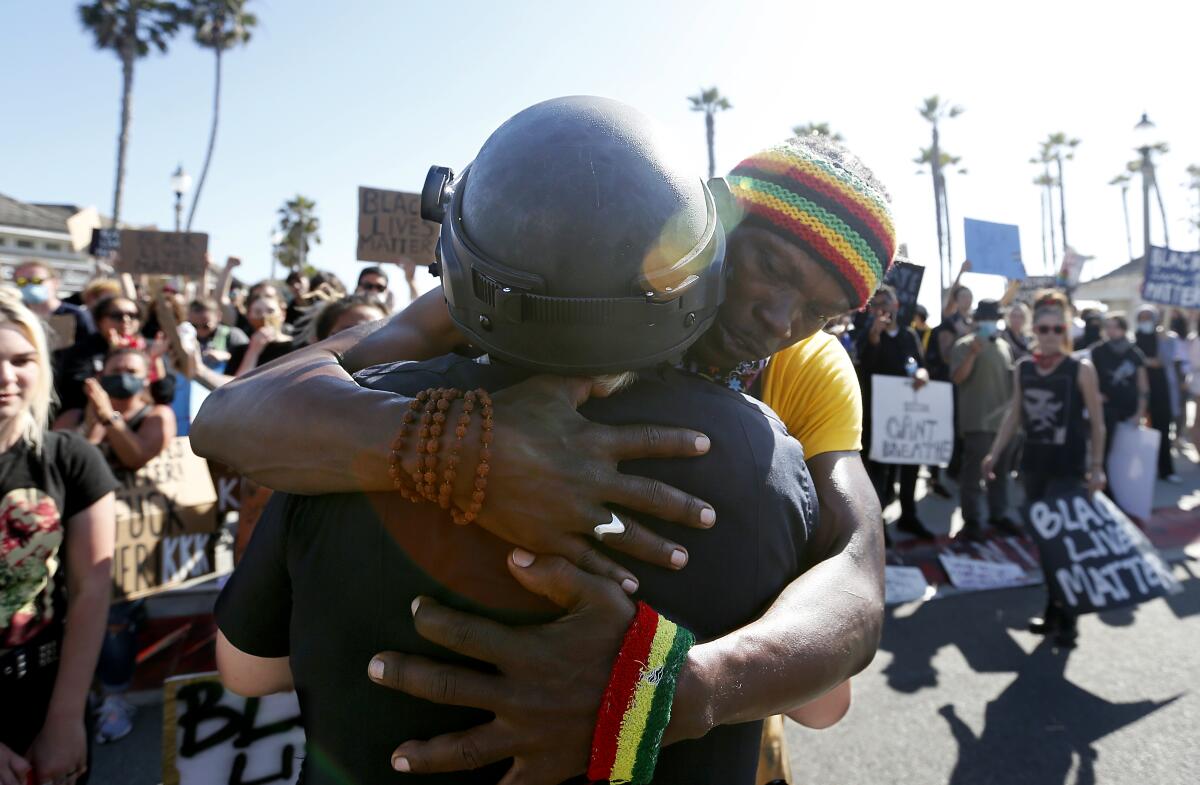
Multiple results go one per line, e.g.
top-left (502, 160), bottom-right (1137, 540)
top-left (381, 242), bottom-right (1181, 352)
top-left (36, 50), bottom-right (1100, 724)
top-left (1141, 246), bottom-right (1200, 308)
top-left (869, 376), bottom-right (955, 467)
top-left (115, 230), bottom-right (209, 277)
top-left (1025, 491), bottom-right (1180, 614)
top-left (884, 260), bottom-right (925, 327)
top-left (356, 186), bottom-right (439, 266)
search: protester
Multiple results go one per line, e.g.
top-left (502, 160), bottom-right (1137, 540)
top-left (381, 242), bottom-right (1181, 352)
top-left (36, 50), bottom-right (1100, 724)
top-left (1090, 313), bottom-right (1149, 463)
top-left (81, 279), bottom-right (122, 312)
top-left (284, 270), bottom-right (309, 326)
top-left (14, 261), bottom-right (95, 346)
top-left (196, 110), bottom-right (892, 782)
top-left (983, 291), bottom-right (1106, 647)
top-left (1167, 310), bottom-right (1194, 450)
top-left (227, 292), bottom-right (295, 378)
top-left (859, 285), bottom-right (935, 543)
top-left (1135, 305), bottom-right (1181, 482)
top-left (0, 287), bottom-right (118, 785)
top-left (213, 96), bottom-right (832, 785)
top-left (56, 296), bottom-right (166, 413)
top-left (298, 295), bottom-right (387, 345)
top-left (1001, 301), bottom-right (1031, 360)
top-left (188, 298), bottom-right (249, 369)
top-left (1078, 309), bottom-right (1104, 350)
top-left (354, 266), bottom-right (392, 314)
top-left (911, 304), bottom-right (932, 353)
top-left (950, 299), bottom-right (1018, 539)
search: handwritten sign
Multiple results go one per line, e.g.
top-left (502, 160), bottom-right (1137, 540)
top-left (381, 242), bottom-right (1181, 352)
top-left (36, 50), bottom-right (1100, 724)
top-left (884, 565), bottom-right (932, 605)
top-left (964, 218), bottom-right (1025, 279)
top-left (112, 437), bottom-right (219, 599)
top-left (869, 376), bottom-right (954, 466)
top-left (356, 187), bottom-right (438, 266)
top-left (1025, 491), bottom-right (1181, 614)
top-left (89, 228), bottom-right (121, 259)
top-left (938, 553), bottom-right (1028, 592)
top-left (163, 672), bottom-right (303, 785)
top-left (884, 260), bottom-right (925, 328)
top-left (116, 230), bottom-right (208, 277)
top-left (1141, 246), bottom-right (1200, 308)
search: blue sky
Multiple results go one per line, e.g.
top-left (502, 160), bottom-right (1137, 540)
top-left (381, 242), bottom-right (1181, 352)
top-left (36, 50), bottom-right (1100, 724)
top-left (4, 0), bottom-right (1200, 312)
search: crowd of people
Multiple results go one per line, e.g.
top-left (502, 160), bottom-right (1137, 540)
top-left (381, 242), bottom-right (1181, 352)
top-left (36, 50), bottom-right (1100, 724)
top-left (2, 94), bottom-right (1197, 785)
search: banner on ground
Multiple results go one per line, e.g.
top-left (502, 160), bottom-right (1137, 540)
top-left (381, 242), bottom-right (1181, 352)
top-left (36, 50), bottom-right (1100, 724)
top-left (163, 672), bottom-right (304, 785)
top-left (884, 565), bottom-right (932, 604)
top-left (115, 230), bottom-right (209, 277)
top-left (1025, 491), bottom-right (1181, 614)
top-left (964, 219), bottom-right (1025, 279)
top-left (1141, 246), bottom-right (1200, 308)
top-left (884, 259), bottom-right (925, 328)
top-left (112, 436), bottom-right (219, 600)
top-left (356, 186), bottom-right (438, 266)
top-left (1107, 423), bottom-right (1160, 522)
top-left (869, 376), bottom-right (954, 466)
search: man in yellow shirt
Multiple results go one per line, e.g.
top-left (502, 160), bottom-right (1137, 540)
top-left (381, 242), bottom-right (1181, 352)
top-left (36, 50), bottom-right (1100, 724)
top-left (195, 134), bottom-right (887, 781)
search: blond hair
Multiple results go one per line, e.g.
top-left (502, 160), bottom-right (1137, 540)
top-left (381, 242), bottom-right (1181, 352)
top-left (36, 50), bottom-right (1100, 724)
top-left (0, 287), bottom-right (52, 451)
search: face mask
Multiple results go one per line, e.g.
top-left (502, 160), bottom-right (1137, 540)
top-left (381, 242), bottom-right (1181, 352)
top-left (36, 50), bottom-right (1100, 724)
top-left (1137, 322), bottom-right (1155, 335)
top-left (99, 373), bottom-right (144, 400)
top-left (976, 322), bottom-right (998, 339)
top-left (20, 284), bottom-right (49, 306)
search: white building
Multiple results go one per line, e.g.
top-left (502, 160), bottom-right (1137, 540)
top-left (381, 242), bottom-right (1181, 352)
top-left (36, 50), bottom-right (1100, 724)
top-left (1072, 257), bottom-right (1146, 315)
top-left (0, 193), bottom-right (99, 294)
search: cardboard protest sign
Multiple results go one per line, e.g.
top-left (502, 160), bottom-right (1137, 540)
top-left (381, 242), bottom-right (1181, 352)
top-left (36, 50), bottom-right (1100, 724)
top-left (1141, 246), bottom-right (1200, 308)
top-left (1107, 422), bottom-right (1160, 522)
top-left (115, 230), bottom-right (208, 277)
top-left (89, 228), bottom-right (121, 259)
top-left (885, 565), bottom-right (932, 605)
top-left (938, 553), bottom-right (1028, 592)
top-left (964, 218), bottom-right (1025, 279)
top-left (869, 376), bottom-right (954, 466)
top-left (356, 186), bottom-right (438, 266)
top-left (46, 313), bottom-right (77, 351)
top-left (163, 672), bottom-right (303, 785)
top-left (1025, 491), bottom-right (1181, 614)
top-left (884, 260), bottom-right (925, 327)
top-left (112, 437), bottom-right (219, 600)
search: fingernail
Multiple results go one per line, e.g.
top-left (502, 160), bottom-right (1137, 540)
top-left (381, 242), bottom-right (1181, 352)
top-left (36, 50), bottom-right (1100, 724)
top-left (670, 549), bottom-right (688, 568)
top-left (512, 548), bottom-right (535, 567)
top-left (700, 507), bottom-right (716, 527)
top-left (410, 596), bottom-right (421, 616)
top-left (695, 435), bottom-right (710, 453)
top-left (369, 657), bottom-right (385, 680)
top-left (621, 578), bottom-right (639, 594)
top-left (393, 755), bottom-right (410, 772)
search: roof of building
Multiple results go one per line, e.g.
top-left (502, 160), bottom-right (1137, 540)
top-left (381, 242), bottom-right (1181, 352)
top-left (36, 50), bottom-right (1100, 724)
top-left (1080, 256), bottom-right (1144, 284)
top-left (0, 193), bottom-right (72, 234)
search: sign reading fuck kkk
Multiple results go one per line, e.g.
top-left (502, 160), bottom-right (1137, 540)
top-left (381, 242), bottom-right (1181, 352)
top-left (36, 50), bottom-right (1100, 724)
top-left (1024, 491), bottom-right (1180, 614)
top-left (869, 376), bottom-right (954, 467)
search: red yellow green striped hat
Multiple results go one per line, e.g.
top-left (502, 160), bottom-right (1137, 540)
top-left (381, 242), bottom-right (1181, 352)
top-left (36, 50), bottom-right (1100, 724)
top-left (727, 137), bottom-right (897, 309)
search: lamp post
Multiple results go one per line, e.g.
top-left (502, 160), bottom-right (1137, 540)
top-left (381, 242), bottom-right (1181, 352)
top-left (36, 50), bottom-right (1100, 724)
top-left (1134, 113), bottom-right (1156, 263)
top-left (170, 164), bottom-right (192, 233)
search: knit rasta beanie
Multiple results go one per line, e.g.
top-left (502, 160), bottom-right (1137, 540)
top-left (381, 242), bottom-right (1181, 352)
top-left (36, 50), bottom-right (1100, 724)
top-left (726, 137), bottom-right (897, 309)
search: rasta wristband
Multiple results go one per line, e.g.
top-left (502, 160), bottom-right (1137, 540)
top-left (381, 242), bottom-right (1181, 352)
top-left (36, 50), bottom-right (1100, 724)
top-left (588, 602), bottom-right (695, 784)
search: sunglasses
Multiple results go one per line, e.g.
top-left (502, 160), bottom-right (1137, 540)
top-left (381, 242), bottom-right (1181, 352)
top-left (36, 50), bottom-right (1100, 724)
top-left (103, 310), bottom-right (140, 322)
top-left (1035, 324), bottom-right (1065, 335)
top-left (359, 282), bottom-right (387, 293)
top-left (15, 277), bottom-right (45, 286)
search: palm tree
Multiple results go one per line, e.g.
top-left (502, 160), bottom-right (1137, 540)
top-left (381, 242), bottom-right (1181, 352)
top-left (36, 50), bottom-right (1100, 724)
top-left (1034, 171), bottom-right (1057, 272)
top-left (914, 144), bottom-right (965, 291)
top-left (1108, 172), bottom-right (1134, 262)
top-left (918, 96), bottom-right (963, 303)
top-left (688, 87), bottom-right (732, 179)
top-left (183, 0), bottom-right (257, 232)
top-left (276, 195), bottom-right (319, 271)
top-left (79, 0), bottom-right (183, 227)
top-left (1041, 133), bottom-right (1080, 252)
top-left (791, 122), bottom-right (844, 142)
top-left (1143, 142), bottom-right (1171, 250)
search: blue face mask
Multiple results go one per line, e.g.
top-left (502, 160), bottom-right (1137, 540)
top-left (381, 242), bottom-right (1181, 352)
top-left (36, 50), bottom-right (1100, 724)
top-left (99, 373), bottom-right (144, 400)
top-left (976, 321), bottom-right (998, 339)
top-left (20, 283), bottom-right (49, 306)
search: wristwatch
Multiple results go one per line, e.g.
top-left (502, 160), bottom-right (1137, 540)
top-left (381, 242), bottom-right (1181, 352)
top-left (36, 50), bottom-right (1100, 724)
top-left (103, 411), bottom-right (123, 429)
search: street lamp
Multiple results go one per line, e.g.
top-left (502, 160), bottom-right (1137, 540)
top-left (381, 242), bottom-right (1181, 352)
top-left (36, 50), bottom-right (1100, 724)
top-left (1133, 114), bottom-right (1158, 262)
top-left (170, 164), bottom-right (192, 233)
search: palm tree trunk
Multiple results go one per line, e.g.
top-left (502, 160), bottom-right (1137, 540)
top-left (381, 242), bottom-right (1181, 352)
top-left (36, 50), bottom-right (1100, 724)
top-left (705, 111), bottom-right (715, 179)
top-left (941, 174), bottom-right (953, 274)
top-left (112, 44), bottom-right (135, 227)
top-left (1056, 155), bottom-right (1068, 252)
top-left (1039, 186), bottom-right (1049, 273)
top-left (931, 126), bottom-right (946, 304)
top-left (1120, 186), bottom-right (1133, 261)
top-left (187, 46), bottom-right (223, 232)
top-left (1044, 167), bottom-right (1058, 269)
top-left (1153, 172), bottom-right (1170, 248)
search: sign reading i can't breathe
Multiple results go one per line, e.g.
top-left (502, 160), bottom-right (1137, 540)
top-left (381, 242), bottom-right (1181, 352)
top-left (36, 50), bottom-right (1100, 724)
top-left (1141, 246), bottom-right (1200, 308)
top-left (1025, 491), bottom-right (1180, 614)
top-left (869, 376), bottom-right (954, 466)
top-left (356, 186), bottom-right (439, 266)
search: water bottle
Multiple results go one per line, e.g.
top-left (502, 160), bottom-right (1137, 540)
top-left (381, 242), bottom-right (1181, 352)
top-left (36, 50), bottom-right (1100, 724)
top-left (904, 356), bottom-right (918, 378)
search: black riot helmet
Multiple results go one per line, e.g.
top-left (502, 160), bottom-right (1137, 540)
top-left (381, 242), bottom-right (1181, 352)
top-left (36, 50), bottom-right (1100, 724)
top-left (422, 96), bottom-right (726, 375)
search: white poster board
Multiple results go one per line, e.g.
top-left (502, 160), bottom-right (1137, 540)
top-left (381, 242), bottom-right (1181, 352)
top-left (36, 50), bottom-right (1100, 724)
top-left (869, 376), bottom-right (954, 466)
top-left (938, 553), bottom-right (1028, 592)
top-left (163, 672), bottom-right (304, 785)
top-left (885, 565), bottom-right (932, 605)
top-left (1106, 422), bottom-right (1160, 522)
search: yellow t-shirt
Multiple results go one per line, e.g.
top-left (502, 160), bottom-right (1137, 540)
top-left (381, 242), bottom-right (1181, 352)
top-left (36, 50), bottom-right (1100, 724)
top-left (761, 331), bottom-right (863, 457)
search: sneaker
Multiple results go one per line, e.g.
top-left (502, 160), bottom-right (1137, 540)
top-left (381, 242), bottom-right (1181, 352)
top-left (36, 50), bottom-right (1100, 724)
top-left (1163, 474), bottom-right (1183, 484)
top-left (95, 694), bottom-right (136, 744)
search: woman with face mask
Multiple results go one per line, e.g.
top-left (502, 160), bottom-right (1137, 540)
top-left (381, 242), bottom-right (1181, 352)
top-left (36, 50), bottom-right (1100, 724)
top-left (982, 291), bottom-right (1107, 648)
top-left (0, 288), bottom-right (118, 784)
top-left (1135, 306), bottom-right (1181, 482)
top-left (227, 293), bottom-right (295, 378)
